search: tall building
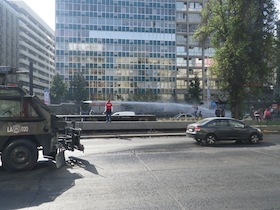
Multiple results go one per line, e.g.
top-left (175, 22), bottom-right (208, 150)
top-left (0, 0), bottom-right (18, 69)
top-left (175, 0), bottom-right (217, 105)
top-left (3, 0), bottom-right (56, 101)
top-left (56, 0), bottom-right (177, 101)
top-left (55, 0), bottom-right (221, 103)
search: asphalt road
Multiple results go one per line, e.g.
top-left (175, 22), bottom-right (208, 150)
top-left (1, 134), bottom-right (280, 210)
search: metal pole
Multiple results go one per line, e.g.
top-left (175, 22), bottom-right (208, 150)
top-left (29, 61), bottom-right (33, 95)
top-left (46, 45), bottom-right (51, 88)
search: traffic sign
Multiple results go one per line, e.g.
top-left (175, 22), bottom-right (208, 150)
top-left (0, 66), bottom-right (10, 73)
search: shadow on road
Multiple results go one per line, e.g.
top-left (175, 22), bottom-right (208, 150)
top-left (197, 141), bottom-right (276, 148)
top-left (67, 156), bottom-right (103, 176)
top-left (0, 156), bottom-right (98, 209)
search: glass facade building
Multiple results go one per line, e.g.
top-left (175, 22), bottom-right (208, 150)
top-left (56, 0), bottom-right (177, 101)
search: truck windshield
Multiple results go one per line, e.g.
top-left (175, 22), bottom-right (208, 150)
top-left (0, 99), bottom-right (39, 118)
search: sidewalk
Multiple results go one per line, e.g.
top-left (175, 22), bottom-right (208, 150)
top-left (255, 125), bottom-right (280, 133)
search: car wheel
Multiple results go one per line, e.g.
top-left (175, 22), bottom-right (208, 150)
top-left (205, 134), bottom-right (216, 145)
top-left (2, 139), bottom-right (38, 172)
top-left (249, 133), bottom-right (260, 144)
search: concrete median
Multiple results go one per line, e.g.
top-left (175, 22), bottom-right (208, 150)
top-left (68, 121), bottom-right (280, 134)
top-left (71, 121), bottom-right (189, 132)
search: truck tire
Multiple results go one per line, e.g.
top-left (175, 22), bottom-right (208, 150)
top-left (1, 139), bottom-right (38, 172)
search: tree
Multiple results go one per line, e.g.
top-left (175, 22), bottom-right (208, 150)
top-left (68, 72), bottom-right (88, 113)
top-left (275, 21), bottom-right (280, 101)
top-left (187, 75), bottom-right (202, 104)
top-left (50, 73), bottom-right (67, 104)
top-left (194, 0), bottom-right (277, 118)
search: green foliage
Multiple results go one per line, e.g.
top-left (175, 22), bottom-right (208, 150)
top-left (68, 72), bottom-right (88, 104)
top-left (50, 73), bottom-right (67, 104)
top-left (275, 21), bottom-right (280, 100)
top-left (194, 0), bottom-right (277, 118)
top-left (188, 76), bottom-right (202, 103)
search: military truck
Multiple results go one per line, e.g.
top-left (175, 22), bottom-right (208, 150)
top-left (0, 67), bottom-right (84, 172)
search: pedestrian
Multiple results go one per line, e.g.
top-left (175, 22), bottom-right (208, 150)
top-left (269, 107), bottom-right (274, 120)
top-left (89, 109), bottom-right (94, 115)
top-left (194, 110), bottom-right (198, 118)
top-left (254, 110), bottom-right (261, 122)
top-left (104, 99), bottom-right (113, 123)
top-left (263, 108), bottom-right (271, 124)
top-left (193, 105), bottom-right (198, 118)
top-left (198, 110), bottom-right (202, 119)
top-left (220, 108), bottom-right (225, 117)
top-left (215, 109), bottom-right (220, 117)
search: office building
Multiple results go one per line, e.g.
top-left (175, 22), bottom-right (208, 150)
top-left (56, 0), bottom-right (177, 101)
top-left (0, 0), bottom-right (18, 69)
top-left (3, 0), bottom-right (56, 101)
top-left (55, 0), bottom-right (222, 103)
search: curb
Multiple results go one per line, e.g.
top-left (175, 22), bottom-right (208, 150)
top-left (81, 132), bottom-right (186, 139)
top-left (80, 129), bottom-right (279, 139)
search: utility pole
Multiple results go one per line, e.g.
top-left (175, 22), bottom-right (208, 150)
top-left (29, 61), bottom-right (33, 95)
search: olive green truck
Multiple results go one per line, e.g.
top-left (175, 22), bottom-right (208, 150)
top-left (0, 69), bottom-right (84, 172)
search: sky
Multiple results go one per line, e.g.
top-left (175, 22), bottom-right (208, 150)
top-left (22, 0), bottom-right (280, 32)
top-left (22, 0), bottom-right (55, 30)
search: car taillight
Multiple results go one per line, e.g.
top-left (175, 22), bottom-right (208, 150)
top-left (195, 126), bottom-right (201, 131)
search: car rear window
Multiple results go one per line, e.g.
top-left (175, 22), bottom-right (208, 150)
top-left (229, 120), bottom-right (244, 128)
top-left (207, 119), bottom-right (228, 127)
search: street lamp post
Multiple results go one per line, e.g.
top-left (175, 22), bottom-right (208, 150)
top-left (45, 45), bottom-right (52, 105)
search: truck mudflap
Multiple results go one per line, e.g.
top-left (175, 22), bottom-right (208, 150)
top-left (55, 149), bottom-right (65, 168)
top-left (56, 126), bottom-right (84, 168)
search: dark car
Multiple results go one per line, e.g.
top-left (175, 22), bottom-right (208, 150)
top-left (186, 117), bottom-right (263, 145)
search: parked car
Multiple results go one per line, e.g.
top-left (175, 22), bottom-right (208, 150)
top-left (242, 114), bottom-right (253, 121)
top-left (112, 111), bottom-right (136, 116)
top-left (172, 113), bottom-right (196, 121)
top-left (186, 117), bottom-right (263, 145)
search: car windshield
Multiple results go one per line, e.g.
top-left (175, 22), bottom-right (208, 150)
top-left (173, 114), bottom-right (181, 118)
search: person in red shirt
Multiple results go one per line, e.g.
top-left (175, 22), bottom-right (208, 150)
top-left (104, 99), bottom-right (113, 122)
top-left (264, 108), bottom-right (271, 124)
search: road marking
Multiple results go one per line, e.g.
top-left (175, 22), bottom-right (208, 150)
top-left (130, 149), bottom-right (186, 210)
top-left (254, 172), bottom-right (280, 183)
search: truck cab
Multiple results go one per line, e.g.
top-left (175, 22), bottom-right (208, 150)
top-left (0, 69), bottom-right (84, 172)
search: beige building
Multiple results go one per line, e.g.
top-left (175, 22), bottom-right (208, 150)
top-left (175, 0), bottom-right (220, 106)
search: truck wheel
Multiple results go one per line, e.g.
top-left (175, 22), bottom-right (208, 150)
top-left (1, 139), bottom-right (38, 172)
